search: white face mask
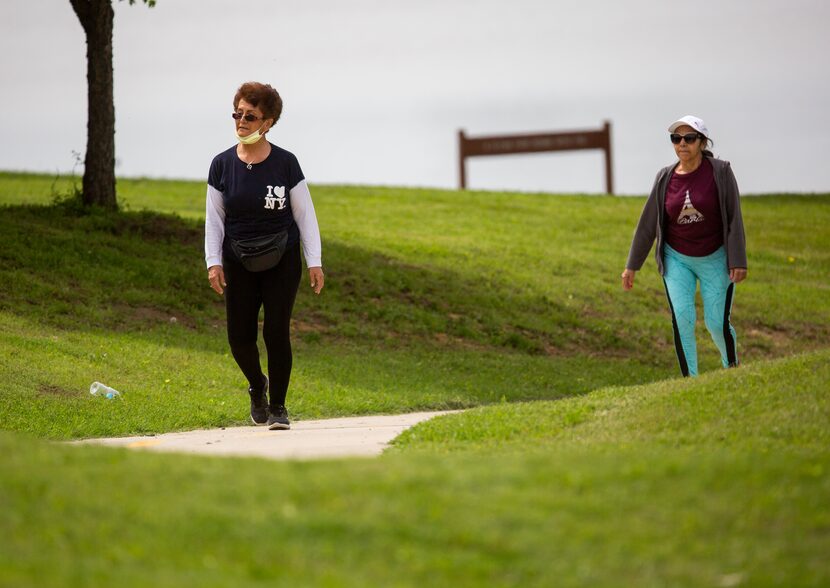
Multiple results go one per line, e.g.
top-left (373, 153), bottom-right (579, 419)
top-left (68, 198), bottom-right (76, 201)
top-left (237, 124), bottom-right (266, 145)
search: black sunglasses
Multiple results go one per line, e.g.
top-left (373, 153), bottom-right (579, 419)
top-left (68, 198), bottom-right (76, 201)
top-left (232, 112), bottom-right (263, 122)
top-left (670, 133), bottom-right (702, 145)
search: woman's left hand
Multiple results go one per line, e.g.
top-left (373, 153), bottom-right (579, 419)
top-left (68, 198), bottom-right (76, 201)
top-left (309, 267), bottom-right (324, 295)
top-left (729, 267), bottom-right (747, 283)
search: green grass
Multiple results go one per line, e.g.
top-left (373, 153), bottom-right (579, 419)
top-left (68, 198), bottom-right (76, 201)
top-left (0, 311), bottom-right (657, 439)
top-left (4, 174), bottom-right (829, 358)
top-left (1, 351), bottom-right (827, 587)
top-left (0, 172), bottom-right (828, 586)
top-left (1, 183), bottom-right (828, 438)
top-left (0, 171), bottom-right (207, 217)
top-left (392, 349), bottom-right (830, 455)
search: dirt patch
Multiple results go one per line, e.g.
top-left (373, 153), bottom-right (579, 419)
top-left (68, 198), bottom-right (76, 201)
top-left (38, 384), bottom-right (76, 398)
top-left (432, 332), bottom-right (492, 353)
top-left (292, 318), bottom-right (330, 334)
top-left (110, 304), bottom-right (199, 330)
top-left (742, 320), bottom-right (830, 356)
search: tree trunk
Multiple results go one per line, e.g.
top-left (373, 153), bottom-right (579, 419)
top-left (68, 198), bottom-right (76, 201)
top-left (70, 0), bottom-right (118, 210)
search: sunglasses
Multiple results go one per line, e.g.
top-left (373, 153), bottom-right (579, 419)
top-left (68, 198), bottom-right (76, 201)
top-left (232, 112), bottom-right (264, 122)
top-left (670, 133), bottom-right (702, 144)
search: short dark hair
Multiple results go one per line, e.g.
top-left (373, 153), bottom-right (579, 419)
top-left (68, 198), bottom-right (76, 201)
top-left (233, 82), bottom-right (283, 124)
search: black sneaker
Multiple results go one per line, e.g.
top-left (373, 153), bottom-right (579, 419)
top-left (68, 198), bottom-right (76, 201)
top-left (248, 376), bottom-right (268, 425)
top-left (267, 405), bottom-right (290, 430)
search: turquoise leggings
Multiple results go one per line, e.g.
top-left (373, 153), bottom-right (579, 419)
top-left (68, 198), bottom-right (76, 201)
top-left (662, 244), bottom-right (737, 377)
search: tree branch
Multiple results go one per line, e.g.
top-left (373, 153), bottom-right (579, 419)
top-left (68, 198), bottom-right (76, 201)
top-left (68, 0), bottom-right (91, 30)
top-left (71, 0), bottom-right (156, 30)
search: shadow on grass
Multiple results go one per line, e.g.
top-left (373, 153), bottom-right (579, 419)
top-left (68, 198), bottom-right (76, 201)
top-left (0, 203), bottom-right (634, 361)
top-left (2, 201), bottom-right (824, 391)
top-left (0, 204), bottom-right (677, 438)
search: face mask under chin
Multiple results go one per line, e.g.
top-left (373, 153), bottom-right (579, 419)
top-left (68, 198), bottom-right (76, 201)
top-left (237, 124), bottom-right (266, 145)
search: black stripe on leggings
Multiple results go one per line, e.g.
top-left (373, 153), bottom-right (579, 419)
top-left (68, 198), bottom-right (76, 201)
top-left (663, 279), bottom-right (690, 377)
top-left (723, 282), bottom-right (737, 366)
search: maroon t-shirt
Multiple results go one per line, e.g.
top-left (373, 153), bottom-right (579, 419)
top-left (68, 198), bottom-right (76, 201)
top-left (664, 158), bottom-right (723, 256)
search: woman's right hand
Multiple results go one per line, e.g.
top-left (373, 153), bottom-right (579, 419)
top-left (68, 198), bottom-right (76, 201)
top-left (621, 268), bottom-right (636, 291)
top-left (208, 265), bottom-right (226, 295)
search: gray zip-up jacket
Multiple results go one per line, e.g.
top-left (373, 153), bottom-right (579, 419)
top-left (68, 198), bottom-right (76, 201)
top-left (625, 156), bottom-right (747, 275)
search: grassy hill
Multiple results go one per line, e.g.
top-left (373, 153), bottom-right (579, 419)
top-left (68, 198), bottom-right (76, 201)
top-left (1, 350), bottom-right (827, 587)
top-left (1, 173), bottom-right (828, 438)
top-left (0, 172), bottom-right (828, 586)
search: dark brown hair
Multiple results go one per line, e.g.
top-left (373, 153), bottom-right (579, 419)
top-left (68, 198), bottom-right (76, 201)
top-left (233, 82), bottom-right (283, 125)
top-left (702, 136), bottom-right (714, 158)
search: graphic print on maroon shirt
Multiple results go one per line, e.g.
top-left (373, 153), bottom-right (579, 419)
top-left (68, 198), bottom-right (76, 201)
top-left (664, 158), bottom-right (723, 257)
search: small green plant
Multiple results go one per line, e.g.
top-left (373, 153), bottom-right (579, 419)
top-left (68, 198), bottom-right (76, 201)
top-left (49, 150), bottom-right (88, 214)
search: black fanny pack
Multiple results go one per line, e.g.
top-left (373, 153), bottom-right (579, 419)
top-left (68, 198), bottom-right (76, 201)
top-left (230, 231), bottom-right (288, 272)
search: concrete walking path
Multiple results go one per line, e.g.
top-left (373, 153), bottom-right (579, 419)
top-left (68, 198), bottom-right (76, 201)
top-left (74, 411), bottom-right (456, 461)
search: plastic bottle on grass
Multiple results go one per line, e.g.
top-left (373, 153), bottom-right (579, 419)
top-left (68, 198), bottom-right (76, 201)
top-left (90, 382), bottom-right (120, 399)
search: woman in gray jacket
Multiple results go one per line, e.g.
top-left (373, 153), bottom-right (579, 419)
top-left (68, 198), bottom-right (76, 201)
top-left (621, 115), bottom-right (747, 377)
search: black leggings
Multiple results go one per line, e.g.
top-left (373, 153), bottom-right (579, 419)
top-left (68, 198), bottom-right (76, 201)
top-left (223, 243), bottom-right (302, 408)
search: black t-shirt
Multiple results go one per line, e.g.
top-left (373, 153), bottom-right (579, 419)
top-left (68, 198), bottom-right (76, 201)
top-left (208, 143), bottom-right (305, 247)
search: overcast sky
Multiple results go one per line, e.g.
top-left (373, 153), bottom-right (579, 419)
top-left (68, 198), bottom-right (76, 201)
top-left (1, 0), bottom-right (828, 194)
